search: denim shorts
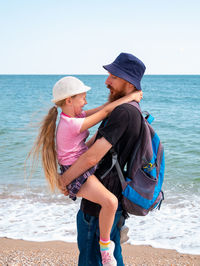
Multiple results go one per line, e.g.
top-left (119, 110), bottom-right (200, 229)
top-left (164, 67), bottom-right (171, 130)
top-left (60, 165), bottom-right (96, 201)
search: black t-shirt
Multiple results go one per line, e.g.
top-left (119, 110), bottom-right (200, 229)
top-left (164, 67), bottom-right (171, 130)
top-left (80, 103), bottom-right (142, 217)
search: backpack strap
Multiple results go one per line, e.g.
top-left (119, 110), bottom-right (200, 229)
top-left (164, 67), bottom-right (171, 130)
top-left (129, 101), bottom-right (154, 124)
top-left (113, 155), bottom-right (127, 191)
top-left (100, 148), bottom-right (118, 180)
top-left (128, 101), bottom-right (142, 114)
top-left (100, 148), bottom-right (127, 190)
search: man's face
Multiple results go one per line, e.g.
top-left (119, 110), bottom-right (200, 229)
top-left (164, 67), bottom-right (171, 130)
top-left (105, 73), bottom-right (130, 102)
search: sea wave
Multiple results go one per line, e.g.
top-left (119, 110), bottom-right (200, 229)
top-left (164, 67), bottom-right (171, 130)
top-left (0, 187), bottom-right (199, 255)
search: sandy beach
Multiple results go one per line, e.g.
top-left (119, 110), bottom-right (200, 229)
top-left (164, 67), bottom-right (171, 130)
top-left (0, 238), bottom-right (199, 266)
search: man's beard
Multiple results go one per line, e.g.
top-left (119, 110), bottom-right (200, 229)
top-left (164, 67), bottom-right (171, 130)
top-left (107, 85), bottom-right (126, 102)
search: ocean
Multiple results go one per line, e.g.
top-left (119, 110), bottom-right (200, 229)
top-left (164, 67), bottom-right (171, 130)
top-left (0, 74), bottom-right (200, 255)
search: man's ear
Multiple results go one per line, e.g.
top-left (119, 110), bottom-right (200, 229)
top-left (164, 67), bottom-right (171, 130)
top-left (127, 83), bottom-right (137, 93)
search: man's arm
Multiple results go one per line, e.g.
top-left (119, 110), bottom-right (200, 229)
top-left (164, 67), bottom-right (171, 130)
top-left (58, 137), bottom-right (112, 190)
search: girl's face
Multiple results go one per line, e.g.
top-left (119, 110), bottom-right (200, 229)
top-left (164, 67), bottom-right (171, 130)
top-left (71, 92), bottom-right (87, 116)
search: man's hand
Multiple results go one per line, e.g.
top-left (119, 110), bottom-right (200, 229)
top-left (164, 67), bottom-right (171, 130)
top-left (56, 138), bottom-right (112, 197)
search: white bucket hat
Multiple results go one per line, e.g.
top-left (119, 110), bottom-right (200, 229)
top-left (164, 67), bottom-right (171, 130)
top-left (51, 76), bottom-right (91, 103)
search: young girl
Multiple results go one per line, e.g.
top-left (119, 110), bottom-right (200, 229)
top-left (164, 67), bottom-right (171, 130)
top-left (30, 76), bottom-right (142, 266)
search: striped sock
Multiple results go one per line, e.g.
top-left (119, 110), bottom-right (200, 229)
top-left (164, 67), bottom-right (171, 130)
top-left (99, 238), bottom-right (111, 252)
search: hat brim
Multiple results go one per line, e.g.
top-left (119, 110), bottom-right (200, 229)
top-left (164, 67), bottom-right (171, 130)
top-left (103, 63), bottom-right (142, 91)
top-left (51, 85), bottom-right (91, 103)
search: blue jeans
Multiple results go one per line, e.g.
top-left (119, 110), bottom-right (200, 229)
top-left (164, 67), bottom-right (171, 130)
top-left (77, 205), bottom-right (125, 266)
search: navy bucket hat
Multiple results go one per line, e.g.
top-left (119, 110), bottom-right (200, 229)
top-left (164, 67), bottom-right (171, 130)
top-left (103, 53), bottom-right (146, 90)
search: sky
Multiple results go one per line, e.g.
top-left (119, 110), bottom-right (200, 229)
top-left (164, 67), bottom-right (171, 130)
top-left (0, 0), bottom-right (200, 74)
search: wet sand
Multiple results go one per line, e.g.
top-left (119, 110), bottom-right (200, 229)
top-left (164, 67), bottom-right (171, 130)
top-left (0, 237), bottom-right (200, 266)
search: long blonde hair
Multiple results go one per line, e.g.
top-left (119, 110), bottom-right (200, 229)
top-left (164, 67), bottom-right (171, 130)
top-left (27, 99), bottom-right (65, 191)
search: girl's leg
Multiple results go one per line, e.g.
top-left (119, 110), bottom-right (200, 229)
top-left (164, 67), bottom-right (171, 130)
top-left (77, 174), bottom-right (118, 240)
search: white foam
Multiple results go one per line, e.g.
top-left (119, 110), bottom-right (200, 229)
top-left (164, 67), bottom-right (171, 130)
top-left (126, 193), bottom-right (200, 255)
top-left (0, 192), bottom-right (79, 243)
top-left (0, 188), bottom-right (200, 255)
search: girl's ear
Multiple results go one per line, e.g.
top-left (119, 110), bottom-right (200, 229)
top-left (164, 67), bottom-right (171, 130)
top-left (65, 97), bottom-right (72, 105)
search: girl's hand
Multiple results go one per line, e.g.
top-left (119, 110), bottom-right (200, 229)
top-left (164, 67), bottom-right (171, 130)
top-left (133, 90), bottom-right (143, 103)
top-left (58, 175), bottom-right (69, 196)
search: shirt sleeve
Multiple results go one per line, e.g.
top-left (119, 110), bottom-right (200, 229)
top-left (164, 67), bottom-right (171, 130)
top-left (61, 114), bottom-right (85, 136)
top-left (71, 117), bottom-right (85, 135)
top-left (98, 104), bottom-right (129, 146)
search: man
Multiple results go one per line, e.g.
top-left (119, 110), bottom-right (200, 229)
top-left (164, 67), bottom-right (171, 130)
top-left (59, 52), bottom-right (146, 265)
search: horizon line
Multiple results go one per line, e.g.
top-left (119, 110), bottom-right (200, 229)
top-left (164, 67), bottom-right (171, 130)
top-left (0, 73), bottom-right (200, 76)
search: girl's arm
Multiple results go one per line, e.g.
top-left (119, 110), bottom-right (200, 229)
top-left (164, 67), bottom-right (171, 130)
top-left (85, 103), bottom-right (108, 117)
top-left (80, 90), bottom-right (142, 132)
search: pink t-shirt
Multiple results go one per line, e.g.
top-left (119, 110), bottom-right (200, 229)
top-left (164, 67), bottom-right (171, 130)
top-left (56, 111), bottom-right (89, 165)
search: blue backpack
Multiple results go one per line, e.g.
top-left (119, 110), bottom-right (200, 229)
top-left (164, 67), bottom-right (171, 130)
top-left (101, 102), bottom-right (165, 216)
